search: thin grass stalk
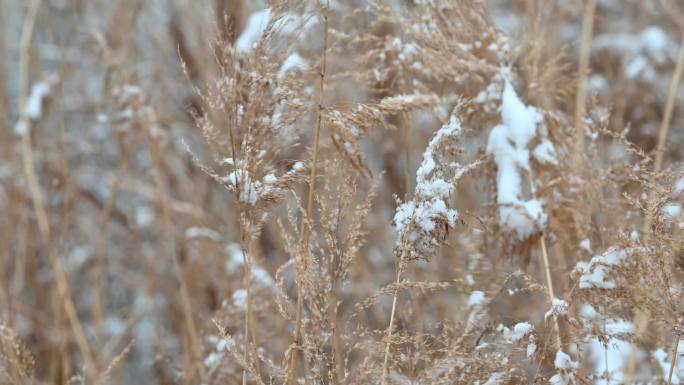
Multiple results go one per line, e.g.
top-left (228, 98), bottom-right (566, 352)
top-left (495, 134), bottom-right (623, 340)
top-left (287, 3), bottom-right (330, 384)
top-left (227, 112), bottom-right (260, 385)
top-left (629, 26), bottom-right (684, 382)
top-left (93, 157), bottom-right (128, 331)
top-left (643, 32), bottom-right (684, 237)
top-left (572, 0), bottom-right (597, 166)
top-left (144, 123), bottom-right (206, 382)
top-left (225, 159), bottom-right (261, 385)
top-left (527, 173), bottom-right (563, 352)
top-left (240, 238), bottom-right (261, 382)
top-left (401, 111), bottom-right (412, 200)
top-left (217, 40), bottom-right (263, 383)
top-left (327, 268), bottom-right (338, 385)
top-left (379, 218), bottom-right (415, 385)
top-left (668, 335), bottom-right (681, 385)
top-left (380, 256), bottom-right (406, 385)
top-left (603, 312), bottom-right (610, 383)
top-left (222, 52), bottom-right (255, 385)
top-left (625, 310), bottom-right (649, 380)
top-left (540, 236), bottom-right (562, 351)
top-left (172, 256), bottom-right (205, 381)
top-left (17, 0), bottom-right (100, 382)
top-left (241, 249), bottom-right (250, 385)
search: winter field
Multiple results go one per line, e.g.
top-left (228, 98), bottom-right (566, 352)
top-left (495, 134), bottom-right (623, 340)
top-left (2, 0), bottom-right (684, 384)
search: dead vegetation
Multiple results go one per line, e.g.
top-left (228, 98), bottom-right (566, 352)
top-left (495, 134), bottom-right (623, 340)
top-left (2, 0), bottom-right (684, 384)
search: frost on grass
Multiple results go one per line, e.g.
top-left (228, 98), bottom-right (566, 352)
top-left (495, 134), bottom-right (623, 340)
top-left (394, 110), bottom-right (477, 260)
top-left (573, 248), bottom-right (633, 289)
top-left (578, 305), bottom-right (637, 385)
top-left (226, 168), bottom-right (271, 205)
top-left (545, 298), bottom-right (569, 320)
top-left (549, 350), bottom-right (579, 385)
top-left (221, 159), bottom-right (304, 207)
top-left (498, 322), bottom-right (533, 343)
top-left (486, 80), bottom-right (555, 240)
top-left (497, 321), bottom-right (537, 360)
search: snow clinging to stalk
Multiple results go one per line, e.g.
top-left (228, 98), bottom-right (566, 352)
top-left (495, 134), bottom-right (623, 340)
top-left (394, 109), bottom-right (476, 260)
top-left (486, 81), bottom-right (556, 239)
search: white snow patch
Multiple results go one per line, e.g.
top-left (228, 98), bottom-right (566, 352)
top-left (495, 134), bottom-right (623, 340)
top-left (14, 121), bottom-right (28, 135)
top-left (500, 322), bottom-right (534, 342)
top-left (204, 352), bottom-right (222, 367)
top-left (232, 289), bottom-right (248, 310)
top-left (236, 9), bottom-right (271, 53)
top-left (26, 82), bottom-right (51, 119)
top-left (653, 344), bottom-right (684, 384)
top-left (641, 26), bottom-right (672, 63)
top-left (393, 113), bottom-right (463, 259)
top-left (135, 206), bottom-right (155, 228)
top-left (674, 178), bottom-right (684, 195)
top-left (533, 139), bottom-right (558, 165)
top-left (526, 337), bottom-right (537, 358)
top-left (579, 238), bottom-right (592, 253)
top-left (545, 298), bottom-right (569, 320)
top-left (574, 248), bottom-right (633, 289)
top-left (225, 165), bottom-right (282, 205)
top-left (585, 320), bottom-right (635, 384)
top-left (467, 291), bottom-right (486, 308)
top-left (594, 26), bottom-right (679, 82)
top-left (235, 8), bottom-right (316, 54)
top-left (185, 227), bottom-right (222, 241)
top-left (225, 243), bottom-right (275, 287)
top-left (278, 52), bottom-right (308, 79)
top-left (549, 351), bottom-right (579, 385)
top-left (555, 351), bottom-right (578, 371)
top-left (486, 81), bottom-right (551, 239)
top-left (483, 372), bottom-right (506, 385)
top-left (263, 173), bottom-right (278, 184)
top-left (663, 203), bottom-right (682, 219)
top-left (66, 245), bottom-right (93, 272)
